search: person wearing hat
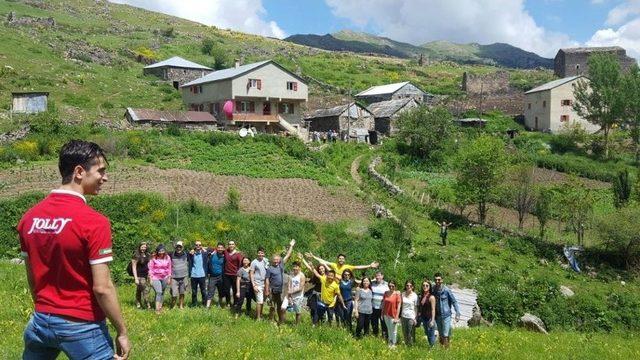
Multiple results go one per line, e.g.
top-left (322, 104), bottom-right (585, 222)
top-left (148, 244), bottom-right (172, 314)
top-left (170, 240), bottom-right (189, 309)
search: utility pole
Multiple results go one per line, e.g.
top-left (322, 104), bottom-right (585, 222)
top-left (478, 82), bottom-right (484, 119)
top-left (346, 83), bottom-right (352, 143)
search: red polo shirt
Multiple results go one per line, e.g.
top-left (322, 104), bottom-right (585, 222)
top-left (17, 190), bottom-right (113, 321)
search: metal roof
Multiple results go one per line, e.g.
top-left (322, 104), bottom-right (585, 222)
top-left (304, 103), bottom-right (372, 119)
top-left (367, 98), bottom-right (417, 118)
top-left (525, 76), bottom-right (583, 94)
top-left (355, 81), bottom-right (410, 97)
top-left (559, 46), bottom-right (624, 54)
top-left (12, 91), bottom-right (49, 96)
top-left (182, 60), bottom-right (271, 87)
top-left (126, 108), bottom-right (216, 123)
top-left (144, 56), bottom-right (212, 70)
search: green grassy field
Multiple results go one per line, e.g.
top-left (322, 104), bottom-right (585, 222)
top-left (1, 262), bottom-right (638, 360)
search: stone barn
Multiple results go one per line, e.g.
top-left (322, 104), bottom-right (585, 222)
top-left (11, 92), bottom-right (48, 114)
top-left (305, 103), bottom-right (375, 141)
top-left (355, 81), bottom-right (432, 104)
top-left (367, 98), bottom-right (419, 135)
top-left (144, 56), bottom-right (212, 89)
top-left (554, 46), bottom-right (636, 78)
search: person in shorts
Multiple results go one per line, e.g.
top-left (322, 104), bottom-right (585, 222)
top-left (287, 261), bottom-right (306, 325)
top-left (18, 140), bottom-right (130, 359)
top-left (250, 247), bottom-right (269, 320)
top-left (264, 239), bottom-right (296, 325)
top-left (170, 241), bottom-right (189, 309)
top-left (433, 273), bottom-right (460, 349)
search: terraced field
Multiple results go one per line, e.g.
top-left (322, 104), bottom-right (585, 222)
top-left (0, 163), bottom-right (369, 222)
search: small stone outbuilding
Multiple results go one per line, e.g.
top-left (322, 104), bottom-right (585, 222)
top-left (144, 56), bottom-right (212, 89)
top-left (367, 98), bottom-right (419, 135)
top-left (355, 81), bottom-right (432, 104)
top-left (305, 103), bottom-right (375, 142)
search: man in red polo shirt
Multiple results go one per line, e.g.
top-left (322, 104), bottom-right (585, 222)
top-left (18, 140), bottom-right (130, 360)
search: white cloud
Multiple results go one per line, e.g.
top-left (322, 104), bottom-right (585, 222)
top-left (324, 0), bottom-right (576, 57)
top-left (586, 1), bottom-right (640, 59)
top-left (108, 0), bottom-right (286, 39)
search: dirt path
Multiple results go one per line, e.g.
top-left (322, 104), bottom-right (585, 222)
top-left (0, 164), bottom-right (370, 223)
top-left (350, 155), bottom-right (363, 185)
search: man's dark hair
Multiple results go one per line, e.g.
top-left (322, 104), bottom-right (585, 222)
top-left (59, 140), bottom-right (108, 184)
top-left (434, 272), bottom-right (442, 279)
top-left (327, 270), bottom-right (336, 275)
top-left (292, 261), bottom-right (301, 267)
top-left (257, 247), bottom-right (265, 253)
top-left (217, 242), bottom-right (225, 247)
top-left (337, 253), bottom-right (346, 258)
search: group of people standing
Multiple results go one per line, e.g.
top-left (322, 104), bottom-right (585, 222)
top-left (131, 239), bottom-right (461, 349)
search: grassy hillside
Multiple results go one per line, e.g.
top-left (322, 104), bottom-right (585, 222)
top-left (0, 0), bottom-right (553, 126)
top-left (1, 262), bottom-right (638, 360)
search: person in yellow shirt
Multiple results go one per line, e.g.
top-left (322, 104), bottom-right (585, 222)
top-left (301, 256), bottom-right (345, 326)
top-left (306, 252), bottom-right (379, 279)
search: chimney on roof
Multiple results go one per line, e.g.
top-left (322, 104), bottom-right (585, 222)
top-left (235, 59), bottom-right (240, 68)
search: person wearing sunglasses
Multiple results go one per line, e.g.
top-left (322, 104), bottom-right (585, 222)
top-left (433, 273), bottom-right (460, 349)
top-left (382, 280), bottom-right (402, 349)
top-left (417, 280), bottom-right (436, 347)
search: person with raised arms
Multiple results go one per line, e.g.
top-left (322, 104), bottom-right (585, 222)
top-left (306, 252), bottom-right (379, 279)
top-left (305, 263), bottom-right (327, 324)
top-left (287, 261), bottom-right (306, 325)
top-left (301, 256), bottom-right (345, 326)
top-left (18, 140), bottom-right (130, 359)
top-left (264, 239), bottom-right (296, 325)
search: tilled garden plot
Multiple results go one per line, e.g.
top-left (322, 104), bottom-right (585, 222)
top-left (0, 164), bottom-right (369, 223)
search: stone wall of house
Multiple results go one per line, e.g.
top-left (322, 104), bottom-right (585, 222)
top-left (462, 71), bottom-right (510, 95)
top-left (555, 48), bottom-right (637, 78)
top-left (309, 116), bottom-right (340, 132)
top-left (6, 11), bottom-right (55, 27)
top-left (144, 67), bottom-right (212, 88)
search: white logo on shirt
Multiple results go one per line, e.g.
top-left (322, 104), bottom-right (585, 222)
top-left (27, 217), bottom-right (72, 235)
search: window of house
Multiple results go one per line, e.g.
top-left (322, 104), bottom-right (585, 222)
top-left (191, 85), bottom-right (202, 94)
top-left (543, 100), bottom-right (546, 108)
top-left (235, 101), bottom-right (255, 113)
top-left (248, 79), bottom-right (262, 90)
top-left (561, 99), bottom-right (572, 106)
top-left (561, 115), bottom-right (569, 122)
top-left (527, 103), bottom-right (531, 110)
top-left (213, 102), bottom-right (220, 115)
top-left (286, 81), bottom-right (298, 91)
top-left (278, 102), bottom-right (294, 114)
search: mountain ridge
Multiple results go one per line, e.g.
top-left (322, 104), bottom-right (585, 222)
top-left (285, 30), bottom-right (554, 69)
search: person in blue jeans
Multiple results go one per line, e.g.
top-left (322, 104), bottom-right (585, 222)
top-left (188, 241), bottom-right (208, 306)
top-left (337, 269), bottom-right (356, 332)
top-left (433, 273), bottom-right (460, 349)
top-left (417, 280), bottom-right (437, 347)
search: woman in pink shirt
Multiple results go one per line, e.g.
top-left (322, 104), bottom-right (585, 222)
top-left (148, 244), bottom-right (172, 314)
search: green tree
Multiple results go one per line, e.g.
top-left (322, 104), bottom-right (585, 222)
top-left (560, 176), bottom-right (593, 245)
top-left (595, 204), bottom-right (640, 269)
top-left (612, 169), bottom-right (632, 208)
top-left (572, 53), bottom-right (624, 159)
top-left (395, 106), bottom-right (455, 163)
top-left (533, 187), bottom-right (553, 239)
top-left (621, 64), bottom-right (640, 164)
top-left (509, 163), bottom-right (537, 231)
top-left (454, 135), bottom-right (508, 224)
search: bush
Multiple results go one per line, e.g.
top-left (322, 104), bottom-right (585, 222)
top-left (225, 187), bottom-right (240, 211)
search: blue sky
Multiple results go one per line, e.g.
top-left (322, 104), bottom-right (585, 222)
top-left (110, 1), bottom-right (640, 58)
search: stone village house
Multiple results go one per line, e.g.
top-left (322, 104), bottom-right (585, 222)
top-left (524, 76), bottom-right (599, 133)
top-left (366, 98), bottom-right (419, 135)
top-left (144, 56), bottom-right (213, 89)
top-left (304, 103), bottom-right (375, 143)
top-left (355, 81), bottom-right (432, 104)
top-left (554, 46), bottom-right (636, 78)
top-left (180, 60), bottom-right (308, 136)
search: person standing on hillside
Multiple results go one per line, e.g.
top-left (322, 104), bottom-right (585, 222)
top-left (188, 241), bottom-right (208, 307)
top-left (170, 241), bottom-right (189, 309)
top-left (250, 247), bottom-right (269, 320)
top-left (287, 261), bottom-right (306, 325)
top-left (206, 243), bottom-right (226, 308)
top-left (131, 241), bottom-right (151, 310)
top-left (382, 280), bottom-right (402, 349)
top-left (400, 280), bottom-right (418, 346)
top-left (223, 240), bottom-right (243, 308)
top-left (304, 263), bottom-right (327, 324)
top-left (149, 245), bottom-right (172, 314)
top-left (301, 257), bottom-right (345, 326)
top-left (354, 276), bottom-right (374, 338)
top-left (336, 269), bottom-right (357, 331)
top-left (433, 273), bottom-right (460, 349)
top-left (371, 271), bottom-right (390, 339)
top-left (437, 221), bottom-right (453, 246)
top-left (18, 140), bottom-right (130, 359)
top-left (264, 239), bottom-right (296, 325)
top-left (417, 280), bottom-right (437, 347)
top-left (234, 257), bottom-right (253, 318)
top-left (305, 252), bottom-right (379, 279)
